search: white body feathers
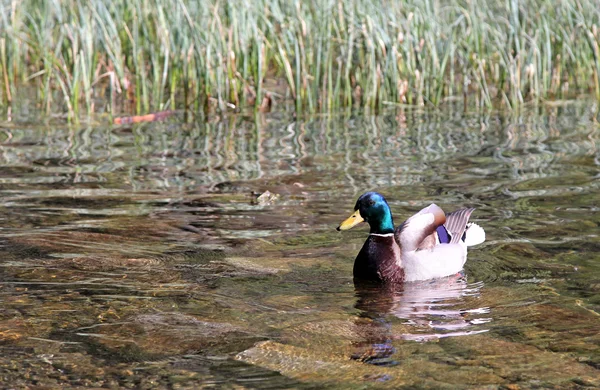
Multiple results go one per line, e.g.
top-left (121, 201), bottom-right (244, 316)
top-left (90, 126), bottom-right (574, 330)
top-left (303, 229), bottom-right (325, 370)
top-left (398, 204), bottom-right (485, 282)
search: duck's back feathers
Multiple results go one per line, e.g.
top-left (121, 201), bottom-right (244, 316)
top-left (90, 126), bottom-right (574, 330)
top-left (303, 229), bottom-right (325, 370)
top-left (395, 203), bottom-right (446, 251)
top-left (394, 203), bottom-right (484, 253)
top-left (394, 204), bottom-right (483, 282)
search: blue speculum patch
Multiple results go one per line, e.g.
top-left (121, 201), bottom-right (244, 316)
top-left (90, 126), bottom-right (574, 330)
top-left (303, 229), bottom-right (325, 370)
top-left (436, 225), bottom-right (451, 243)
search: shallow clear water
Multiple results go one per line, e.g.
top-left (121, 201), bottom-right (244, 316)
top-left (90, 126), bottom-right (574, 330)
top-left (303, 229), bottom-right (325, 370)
top-left (0, 104), bottom-right (598, 388)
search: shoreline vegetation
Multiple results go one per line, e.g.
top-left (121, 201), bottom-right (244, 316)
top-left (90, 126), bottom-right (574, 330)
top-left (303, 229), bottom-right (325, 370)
top-left (2, 0), bottom-right (600, 117)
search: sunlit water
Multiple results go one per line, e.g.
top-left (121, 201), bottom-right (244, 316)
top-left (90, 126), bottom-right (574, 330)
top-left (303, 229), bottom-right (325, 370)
top-left (0, 104), bottom-right (598, 388)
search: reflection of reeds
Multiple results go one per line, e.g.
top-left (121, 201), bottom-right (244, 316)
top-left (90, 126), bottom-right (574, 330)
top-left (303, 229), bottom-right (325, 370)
top-left (0, 106), bottom-right (597, 194)
top-left (2, 0), bottom-right (600, 115)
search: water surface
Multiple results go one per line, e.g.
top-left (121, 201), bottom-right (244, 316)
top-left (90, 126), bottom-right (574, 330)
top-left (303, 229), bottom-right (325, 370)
top-left (0, 105), bottom-right (598, 388)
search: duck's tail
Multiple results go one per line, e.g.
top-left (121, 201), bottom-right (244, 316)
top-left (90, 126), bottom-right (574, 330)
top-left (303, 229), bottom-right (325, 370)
top-left (463, 223), bottom-right (485, 246)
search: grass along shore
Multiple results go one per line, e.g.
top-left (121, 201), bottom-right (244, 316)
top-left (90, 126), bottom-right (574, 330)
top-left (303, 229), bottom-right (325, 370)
top-left (2, 0), bottom-right (600, 117)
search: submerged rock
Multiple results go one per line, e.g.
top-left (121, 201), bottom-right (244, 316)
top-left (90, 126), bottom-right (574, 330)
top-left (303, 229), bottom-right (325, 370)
top-left (236, 340), bottom-right (407, 387)
top-left (134, 312), bottom-right (239, 334)
top-left (78, 312), bottom-right (250, 358)
top-left (223, 257), bottom-right (283, 275)
top-left (255, 190), bottom-right (280, 206)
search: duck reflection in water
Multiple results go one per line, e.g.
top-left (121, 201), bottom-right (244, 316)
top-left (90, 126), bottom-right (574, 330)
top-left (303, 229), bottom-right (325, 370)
top-left (351, 275), bottom-right (490, 366)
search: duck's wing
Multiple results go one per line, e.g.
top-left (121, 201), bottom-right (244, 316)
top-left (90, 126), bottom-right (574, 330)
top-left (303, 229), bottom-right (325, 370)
top-left (395, 204), bottom-right (446, 251)
top-left (441, 208), bottom-right (485, 246)
top-left (444, 208), bottom-right (474, 244)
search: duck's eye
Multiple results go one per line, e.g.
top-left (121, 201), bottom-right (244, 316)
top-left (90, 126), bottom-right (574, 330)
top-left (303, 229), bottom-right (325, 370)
top-left (368, 200), bottom-right (376, 206)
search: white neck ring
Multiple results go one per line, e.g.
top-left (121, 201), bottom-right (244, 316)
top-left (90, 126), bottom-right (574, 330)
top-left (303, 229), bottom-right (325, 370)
top-left (369, 233), bottom-right (394, 237)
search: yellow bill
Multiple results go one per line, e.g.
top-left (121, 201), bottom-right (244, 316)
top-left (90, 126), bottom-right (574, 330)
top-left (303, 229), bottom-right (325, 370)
top-left (337, 210), bottom-right (364, 231)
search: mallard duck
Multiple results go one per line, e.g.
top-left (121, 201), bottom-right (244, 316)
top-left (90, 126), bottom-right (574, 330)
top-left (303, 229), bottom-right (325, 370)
top-left (337, 192), bottom-right (485, 283)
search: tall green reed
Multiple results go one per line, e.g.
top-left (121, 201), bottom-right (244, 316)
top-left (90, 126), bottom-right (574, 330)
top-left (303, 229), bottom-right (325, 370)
top-left (1, 0), bottom-right (600, 117)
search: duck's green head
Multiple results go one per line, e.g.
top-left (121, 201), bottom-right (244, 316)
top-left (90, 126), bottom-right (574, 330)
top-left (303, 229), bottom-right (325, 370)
top-left (337, 192), bottom-right (395, 234)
